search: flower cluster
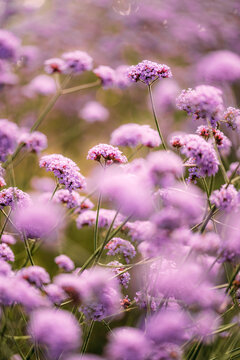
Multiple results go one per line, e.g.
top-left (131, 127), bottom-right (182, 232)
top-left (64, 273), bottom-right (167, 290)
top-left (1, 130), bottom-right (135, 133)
top-left (87, 143), bottom-right (127, 165)
top-left (128, 60), bottom-right (172, 84)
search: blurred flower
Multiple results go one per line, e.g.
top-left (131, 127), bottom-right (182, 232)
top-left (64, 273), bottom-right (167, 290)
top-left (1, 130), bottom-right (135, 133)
top-left (0, 187), bottom-right (31, 209)
top-left (79, 101), bottom-right (109, 123)
top-left (19, 130), bottom-right (48, 154)
top-left (223, 107), bottom-right (240, 132)
top-left (0, 30), bottom-right (20, 61)
top-left (93, 65), bottom-right (115, 88)
top-left (0, 243), bottom-right (14, 262)
top-left (210, 184), bottom-right (239, 212)
top-left (17, 266), bottom-right (50, 288)
top-left (23, 75), bottom-right (56, 98)
top-left (1, 234), bottom-right (16, 245)
top-left (55, 254), bottom-right (75, 272)
top-left (62, 50), bottom-right (93, 74)
top-left (44, 57), bottom-right (66, 74)
top-left (0, 119), bottom-right (19, 162)
top-left (105, 237), bottom-right (136, 263)
top-left (107, 261), bottom-right (130, 288)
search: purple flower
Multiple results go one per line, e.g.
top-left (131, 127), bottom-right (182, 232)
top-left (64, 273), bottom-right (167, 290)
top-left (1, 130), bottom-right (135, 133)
top-left (176, 85), bottom-right (224, 127)
top-left (127, 221), bottom-right (156, 243)
top-left (44, 58), bottom-right (66, 74)
top-left (223, 107), bottom-right (240, 131)
top-left (107, 261), bottom-right (130, 288)
top-left (23, 75), bottom-right (56, 98)
top-left (105, 237), bottom-right (136, 263)
top-left (115, 65), bottom-right (132, 89)
top-left (170, 134), bottom-right (184, 149)
top-left (55, 254), bottom-right (75, 272)
top-left (227, 162), bottom-right (240, 178)
top-left (128, 60), bottom-right (172, 85)
top-left (19, 131), bottom-right (48, 154)
top-left (210, 184), bottom-right (239, 212)
top-left (39, 154), bottom-right (86, 192)
top-left (76, 210), bottom-right (96, 228)
top-left (196, 125), bottom-right (232, 156)
top-left (62, 50), bottom-right (93, 74)
top-left (44, 283), bottom-right (67, 305)
top-left (0, 260), bottom-right (11, 276)
top-left (0, 119), bottom-right (19, 162)
top-left (0, 30), bottom-right (20, 60)
top-left (74, 196), bottom-right (94, 214)
top-left (0, 187), bottom-right (31, 209)
top-left (28, 308), bottom-right (82, 359)
top-left (1, 234), bottom-right (16, 245)
top-left (79, 101), bottom-right (109, 123)
top-left (93, 65), bottom-right (115, 88)
top-left (0, 243), bottom-right (14, 262)
top-left (17, 266), bottom-right (50, 288)
top-left (87, 143), bottom-right (127, 165)
top-left (110, 123), bottom-right (160, 148)
top-left (105, 327), bottom-right (151, 360)
top-left (55, 189), bottom-right (81, 209)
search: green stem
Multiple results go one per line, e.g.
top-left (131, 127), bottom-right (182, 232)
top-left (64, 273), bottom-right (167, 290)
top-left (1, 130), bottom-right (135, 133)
top-left (50, 183), bottom-right (60, 200)
top-left (62, 80), bottom-right (100, 95)
top-left (148, 84), bottom-right (167, 150)
top-left (200, 206), bottom-right (216, 234)
top-left (94, 193), bottom-right (102, 251)
top-left (23, 233), bottom-right (34, 266)
top-left (81, 321), bottom-right (94, 355)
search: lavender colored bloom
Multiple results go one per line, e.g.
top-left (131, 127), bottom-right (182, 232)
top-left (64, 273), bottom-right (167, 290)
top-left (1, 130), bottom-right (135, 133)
top-left (0, 260), bottom-right (11, 276)
top-left (147, 150), bottom-right (183, 187)
top-left (153, 79), bottom-right (180, 114)
top-left (223, 107), bottom-right (240, 131)
top-left (149, 344), bottom-right (182, 360)
top-left (128, 60), bottom-right (172, 85)
top-left (79, 101), bottom-right (109, 123)
top-left (115, 65), bottom-right (132, 89)
top-left (44, 283), bottom-right (67, 305)
top-left (107, 261), bottom-right (130, 288)
top-left (0, 30), bottom-right (20, 60)
top-left (210, 184), bottom-right (239, 212)
top-left (19, 131), bottom-right (48, 154)
top-left (76, 210), bottom-right (96, 228)
top-left (181, 134), bottom-right (219, 178)
top-left (87, 143), bottom-right (127, 165)
top-left (188, 232), bottom-right (220, 256)
top-left (169, 134), bottom-right (184, 149)
top-left (18, 266), bottom-right (50, 288)
top-left (44, 58), bottom-right (66, 74)
top-left (110, 123), bottom-right (160, 148)
top-left (65, 356), bottom-right (104, 360)
top-left (176, 85), bottom-right (224, 127)
top-left (0, 187), bottom-right (31, 209)
top-left (0, 119), bottom-right (19, 162)
top-left (1, 234), bottom-right (16, 245)
top-left (74, 196), bottom-right (94, 214)
top-left (105, 237), bottom-right (136, 263)
top-left (62, 50), bottom-right (93, 74)
top-left (105, 327), bottom-right (150, 360)
top-left (55, 189), bottom-right (81, 209)
top-left (40, 154), bottom-right (86, 192)
top-left (23, 75), bottom-right (56, 98)
top-left (127, 221), bottom-right (156, 243)
top-left (0, 61), bottom-right (18, 88)
top-left (28, 308), bottom-right (82, 359)
top-left (196, 125), bottom-right (232, 155)
top-left (0, 243), bottom-right (14, 262)
top-left (227, 162), bottom-right (240, 178)
top-left (93, 65), bottom-right (115, 88)
top-left (55, 254), bottom-right (75, 272)
top-left (134, 290), bottom-right (161, 312)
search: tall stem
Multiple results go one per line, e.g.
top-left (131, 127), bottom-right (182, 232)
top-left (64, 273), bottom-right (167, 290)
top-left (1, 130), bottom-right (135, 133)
top-left (94, 193), bottom-right (102, 251)
top-left (148, 84), bottom-right (167, 150)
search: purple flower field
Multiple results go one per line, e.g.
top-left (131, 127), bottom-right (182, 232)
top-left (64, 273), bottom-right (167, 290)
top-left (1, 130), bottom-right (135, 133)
top-left (0, 1), bottom-right (240, 359)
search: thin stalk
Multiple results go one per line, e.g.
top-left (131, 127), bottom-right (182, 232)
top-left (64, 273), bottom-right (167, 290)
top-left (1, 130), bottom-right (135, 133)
top-left (200, 206), bottom-right (216, 234)
top-left (94, 193), bottom-right (102, 251)
top-left (62, 80), bottom-right (100, 95)
top-left (50, 183), bottom-right (60, 200)
top-left (226, 263), bottom-right (240, 293)
top-left (148, 84), bottom-right (167, 150)
top-left (81, 321), bottom-right (94, 355)
top-left (23, 233), bottom-right (34, 266)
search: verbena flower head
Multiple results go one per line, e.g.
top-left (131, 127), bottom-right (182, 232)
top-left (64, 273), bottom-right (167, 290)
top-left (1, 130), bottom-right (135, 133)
top-left (110, 123), bottom-right (160, 148)
top-left (55, 189), bottom-right (81, 209)
top-left (0, 119), bottom-right (19, 162)
top-left (1, 234), bottom-right (16, 245)
top-left (196, 125), bottom-right (232, 156)
top-left (19, 131), bottom-right (48, 154)
top-left (62, 50), bottom-right (93, 74)
top-left (87, 143), bottom-right (127, 165)
top-left (170, 134), bottom-right (184, 149)
top-left (44, 58), bottom-right (66, 74)
top-left (227, 162), bottom-right (240, 178)
top-left (176, 85), bottom-right (224, 127)
top-left (0, 30), bottom-right (20, 60)
top-left (0, 243), bottom-right (14, 262)
top-left (107, 261), bottom-right (130, 288)
top-left (17, 266), bottom-right (50, 288)
top-left (105, 327), bottom-right (151, 360)
top-left (93, 65), bottom-right (115, 88)
top-left (55, 254), bottom-right (75, 272)
top-left (0, 187), bottom-right (31, 210)
top-left (75, 196), bottom-right (94, 213)
top-left (224, 107), bottom-right (240, 131)
top-left (39, 154), bottom-right (86, 191)
top-left (23, 75), bottom-right (56, 98)
top-left (105, 237), bottom-right (136, 263)
top-left (210, 184), bottom-right (239, 212)
top-left (79, 101), bottom-right (109, 123)
top-left (128, 60), bottom-right (172, 85)
top-left (28, 308), bottom-right (82, 359)
top-left (44, 283), bottom-right (67, 305)
top-left (0, 259), bottom-right (11, 276)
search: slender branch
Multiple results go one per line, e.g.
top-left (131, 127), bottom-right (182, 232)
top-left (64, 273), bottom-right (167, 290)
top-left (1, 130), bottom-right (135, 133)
top-left (62, 80), bottom-right (100, 95)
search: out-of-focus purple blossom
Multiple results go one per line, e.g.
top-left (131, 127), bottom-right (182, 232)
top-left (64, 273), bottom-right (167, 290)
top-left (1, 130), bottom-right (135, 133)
top-left (210, 184), bottom-right (239, 212)
top-left (196, 125), bottom-right (232, 156)
top-left (127, 220), bottom-right (156, 243)
top-left (134, 290), bottom-right (161, 312)
top-left (74, 196), bottom-right (94, 214)
top-left (0, 243), bottom-right (14, 262)
top-left (176, 85), bottom-right (224, 127)
top-left (0, 187), bottom-right (31, 209)
top-left (62, 50), bottom-right (93, 74)
top-left (169, 134), bottom-right (184, 149)
top-left (44, 58), bottom-right (66, 74)
top-left (17, 266), bottom-right (50, 288)
top-left (149, 343), bottom-right (182, 360)
top-left (0, 30), bottom-right (20, 60)
top-left (110, 123), bottom-right (160, 148)
top-left (0, 61), bottom-right (18, 88)
top-left (107, 261), bottom-right (130, 288)
top-left (153, 79), bottom-right (180, 114)
top-left (44, 283), bottom-right (67, 305)
top-left (227, 162), bottom-right (240, 178)
top-left (55, 254), bottom-right (75, 272)
top-left (79, 101), bottom-right (109, 123)
top-left (105, 237), bottom-right (136, 263)
top-left (0, 260), bottom-right (11, 276)
top-left (193, 310), bottom-right (220, 341)
top-left (93, 65), bottom-right (115, 89)
top-left (31, 176), bottom-right (56, 192)
top-left (40, 154), bottom-right (86, 192)
top-left (147, 150), bottom-right (183, 187)
top-left (23, 75), bottom-right (56, 98)
top-left (55, 189), bottom-right (81, 209)
top-left (76, 208), bottom-right (121, 229)
top-left (128, 60), bottom-right (172, 85)
top-left (105, 327), bottom-right (151, 360)
top-left (115, 65), bottom-right (132, 89)
top-left (1, 234), bottom-right (16, 245)
top-left (19, 130), bottom-right (48, 154)
top-left (197, 50), bottom-right (240, 83)
top-left (65, 356), bottom-right (104, 360)
top-left (223, 107), bottom-right (240, 132)
top-left (0, 119), bottom-right (19, 162)
top-left (87, 143), bottom-right (127, 165)
top-left (76, 210), bottom-right (96, 228)
top-left (19, 45), bottom-right (40, 69)
top-left (28, 308), bottom-right (82, 359)
top-left (188, 232), bottom-right (220, 256)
